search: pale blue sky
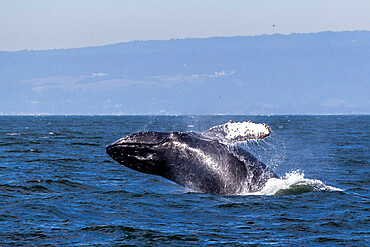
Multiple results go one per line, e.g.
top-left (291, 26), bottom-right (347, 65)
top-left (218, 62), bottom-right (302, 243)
top-left (1, 0), bottom-right (369, 51)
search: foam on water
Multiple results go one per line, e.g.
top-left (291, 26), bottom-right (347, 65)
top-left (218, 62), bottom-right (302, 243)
top-left (6, 133), bottom-right (20, 136)
top-left (242, 170), bottom-right (342, 196)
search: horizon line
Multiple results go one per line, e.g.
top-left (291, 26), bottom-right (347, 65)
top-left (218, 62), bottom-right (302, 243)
top-left (0, 113), bottom-right (368, 117)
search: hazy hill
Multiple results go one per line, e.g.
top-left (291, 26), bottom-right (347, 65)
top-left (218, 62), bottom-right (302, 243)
top-left (0, 31), bottom-right (369, 115)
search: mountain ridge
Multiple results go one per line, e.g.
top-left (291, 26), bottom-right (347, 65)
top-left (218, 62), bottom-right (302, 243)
top-left (0, 31), bottom-right (369, 115)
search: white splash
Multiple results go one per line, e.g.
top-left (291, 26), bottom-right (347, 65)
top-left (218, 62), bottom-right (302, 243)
top-left (242, 170), bottom-right (342, 196)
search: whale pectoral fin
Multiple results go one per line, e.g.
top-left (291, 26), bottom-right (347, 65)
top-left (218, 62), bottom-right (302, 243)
top-left (202, 120), bottom-right (271, 143)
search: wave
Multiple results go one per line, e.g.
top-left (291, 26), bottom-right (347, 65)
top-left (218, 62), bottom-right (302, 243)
top-left (5, 133), bottom-right (21, 136)
top-left (242, 171), bottom-right (342, 196)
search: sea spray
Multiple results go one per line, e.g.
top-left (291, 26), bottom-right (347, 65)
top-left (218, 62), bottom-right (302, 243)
top-left (242, 170), bottom-right (342, 196)
top-left (238, 130), bottom-right (285, 171)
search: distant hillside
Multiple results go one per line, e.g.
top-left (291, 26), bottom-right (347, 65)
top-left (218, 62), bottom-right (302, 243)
top-left (0, 31), bottom-right (369, 115)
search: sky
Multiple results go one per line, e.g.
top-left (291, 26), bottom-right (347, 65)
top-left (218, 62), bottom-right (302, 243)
top-left (1, 0), bottom-right (370, 51)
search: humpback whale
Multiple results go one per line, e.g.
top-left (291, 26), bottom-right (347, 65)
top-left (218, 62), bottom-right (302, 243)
top-left (106, 121), bottom-right (278, 195)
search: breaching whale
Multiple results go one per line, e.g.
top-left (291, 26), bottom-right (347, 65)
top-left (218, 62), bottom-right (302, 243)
top-left (106, 121), bottom-right (278, 195)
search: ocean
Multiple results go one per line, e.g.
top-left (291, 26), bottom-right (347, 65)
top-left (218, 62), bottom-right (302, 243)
top-left (0, 115), bottom-right (368, 246)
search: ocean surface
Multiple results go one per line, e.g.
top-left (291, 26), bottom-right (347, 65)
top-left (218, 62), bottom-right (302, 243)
top-left (0, 115), bottom-right (368, 246)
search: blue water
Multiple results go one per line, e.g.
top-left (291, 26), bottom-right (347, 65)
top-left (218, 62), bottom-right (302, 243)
top-left (0, 115), bottom-right (368, 246)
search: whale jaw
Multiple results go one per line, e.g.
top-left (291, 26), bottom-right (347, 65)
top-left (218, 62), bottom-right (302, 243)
top-left (106, 132), bottom-right (168, 175)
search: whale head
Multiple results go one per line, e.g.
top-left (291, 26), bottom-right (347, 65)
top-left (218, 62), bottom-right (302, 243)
top-left (106, 131), bottom-right (170, 175)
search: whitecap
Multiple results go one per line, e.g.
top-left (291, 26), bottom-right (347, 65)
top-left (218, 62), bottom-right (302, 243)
top-left (6, 133), bottom-right (20, 136)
